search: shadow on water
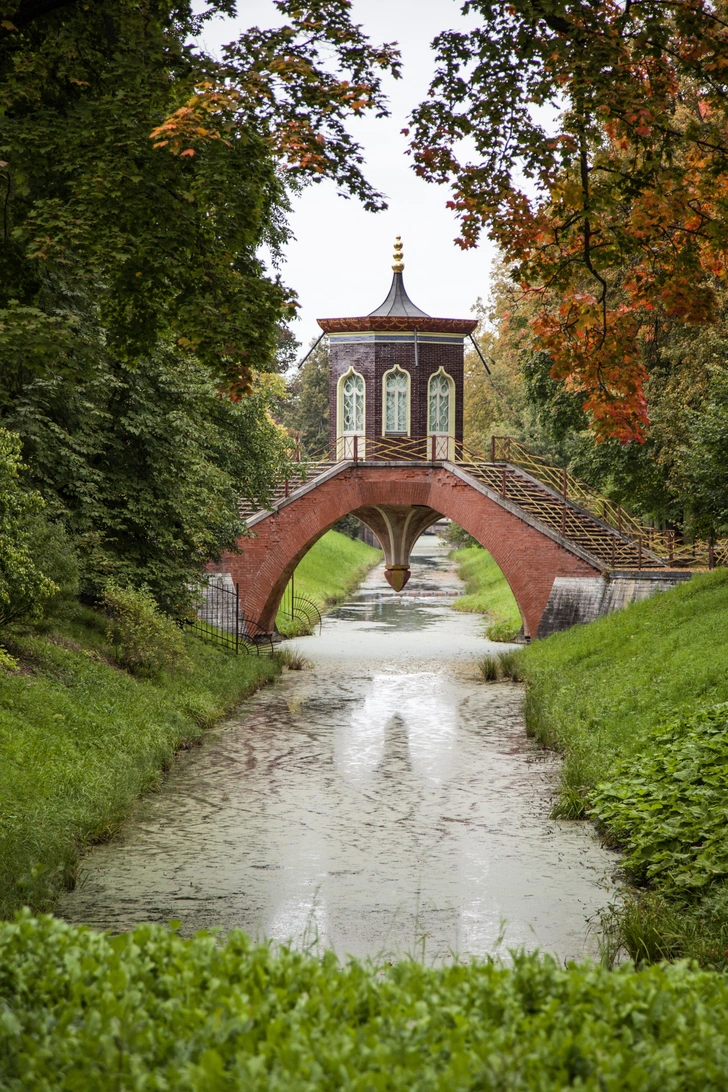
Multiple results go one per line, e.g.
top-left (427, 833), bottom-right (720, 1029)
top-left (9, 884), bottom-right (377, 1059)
top-left (59, 535), bottom-right (617, 964)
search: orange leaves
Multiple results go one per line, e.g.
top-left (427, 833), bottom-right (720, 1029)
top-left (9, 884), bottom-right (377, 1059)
top-left (150, 83), bottom-right (242, 156)
top-left (531, 295), bottom-right (650, 442)
top-left (408, 0), bottom-right (728, 443)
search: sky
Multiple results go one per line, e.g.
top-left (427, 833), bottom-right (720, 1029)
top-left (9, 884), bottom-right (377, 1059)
top-left (195, 1), bottom-right (496, 351)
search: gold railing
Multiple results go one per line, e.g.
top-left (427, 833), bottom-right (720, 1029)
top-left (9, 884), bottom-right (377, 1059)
top-left (491, 436), bottom-right (725, 570)
top-left (331, 434), bottom-right (455, 462)
top-left (241, 434), bottom-right (724, 572)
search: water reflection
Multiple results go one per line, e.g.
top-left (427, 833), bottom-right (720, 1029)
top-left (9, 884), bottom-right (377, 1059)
top-left (59, 537), bottom-right (616, 962)
top-left (336, 673), bottom-right (456, 785)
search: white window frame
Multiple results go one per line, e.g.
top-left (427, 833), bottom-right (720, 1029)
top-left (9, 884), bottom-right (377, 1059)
top-left (427, 367), bottom-right (456, 459)
top-left (381, 365), bottom-right (411, 436)
top-left (336, 366), bottom-right (366, 459)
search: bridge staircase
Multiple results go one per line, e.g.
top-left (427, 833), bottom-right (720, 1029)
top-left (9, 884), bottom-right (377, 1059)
top-left (239, 435), bottom-right (725, 574)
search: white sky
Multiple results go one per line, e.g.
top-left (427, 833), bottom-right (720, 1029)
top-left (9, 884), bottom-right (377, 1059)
top-left (195, 1), bottom-right (496, 350)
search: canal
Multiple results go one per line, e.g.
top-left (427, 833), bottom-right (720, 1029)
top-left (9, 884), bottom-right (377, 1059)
top-left (60, 537), bottom-right (616, 963)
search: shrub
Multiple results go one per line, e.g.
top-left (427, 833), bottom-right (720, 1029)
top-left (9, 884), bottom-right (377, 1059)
top-left (0, 646), bottom-right (18, 671)
top-left (498, 649), bottom-right (524, 681)
top-left (103, 582), bottom-right (191, 676)
top-left (6, 914), bottom-right (728, 1089)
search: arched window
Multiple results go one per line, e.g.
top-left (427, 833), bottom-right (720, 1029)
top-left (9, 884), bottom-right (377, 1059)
top-left (429, 371), bottom-right (451, 434)
top-left (337, 368), bottom-right (365, 459)
top-left (383, 366), bottom-right (409, 434)
top-left (428, 369), bottom-right (455, 459)
top-left (342, 371), bottom-right (365, 434)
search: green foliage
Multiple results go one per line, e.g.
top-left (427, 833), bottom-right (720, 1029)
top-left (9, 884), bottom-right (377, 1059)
top-left (10, 355), bottom-right (292, 613)
top-left (103, 583), bottom-right (190, 677)
top-left (6, 916), bottom-right (728, 1089)
top-left (0, 647), bottom-right (18, 672)
top-left (497, 650), bottom-right (524, 682)
top-left (24, 513), bottom-right (79, 622)
top-left (679, 369), bottom-right (728, 538)
top-left (439, 521), bottom-right (477, 548)
top-left (276, 530), bottom-right (380, 638)
top-left (478, 654), bottom-right (500, 681)
top-left (450, 544), bottom-right (522, 641)
top-left (592, 705), bottom-right (728, 896)
top-left (0, 610), bottom-right (279, 915)
top-left (0, 427), bottom-right (56, 626)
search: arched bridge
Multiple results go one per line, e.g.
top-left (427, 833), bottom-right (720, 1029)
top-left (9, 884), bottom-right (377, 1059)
top-left (211, 437), bottom-right (720, 641)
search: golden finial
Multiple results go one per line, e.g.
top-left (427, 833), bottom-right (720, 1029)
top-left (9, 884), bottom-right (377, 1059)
top-left (392, 235), bottom-right (404, 273)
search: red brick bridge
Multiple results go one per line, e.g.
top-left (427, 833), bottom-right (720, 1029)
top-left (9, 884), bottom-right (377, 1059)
top-left (211, 439), bottom-right (704, 641)
top-left (209, 244), bottom-right (715, 640)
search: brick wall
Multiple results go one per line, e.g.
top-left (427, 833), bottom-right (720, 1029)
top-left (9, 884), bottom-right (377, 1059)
top-left (328, 339), bottom-right (464, 450)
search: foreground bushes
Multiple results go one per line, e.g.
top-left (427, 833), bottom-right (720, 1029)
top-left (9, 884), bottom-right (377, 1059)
top-left (4, 914), bottom-right (728, 1091)
top-left (104, 582), bottom-right (191, 675)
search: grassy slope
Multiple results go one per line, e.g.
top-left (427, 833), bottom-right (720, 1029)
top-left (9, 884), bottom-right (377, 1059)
top-left (0, 611), bottom-right (279, 917)
top-left (520, 569), bottom-right (728, 803)
top-left (519, 570), bottom-right (728, 966)
top-left (276, 529), bottom-right (381, 636)
top-left (450, 544), bottom-right (522, 640)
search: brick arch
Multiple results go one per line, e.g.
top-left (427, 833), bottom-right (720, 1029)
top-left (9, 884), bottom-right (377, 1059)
top-left (216, 465), bottom-right (599, 638)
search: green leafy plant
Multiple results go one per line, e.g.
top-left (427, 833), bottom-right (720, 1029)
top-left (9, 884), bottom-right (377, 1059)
top-left (103, 582), bottom-right (191, 677)
top-left (592, 704), bottom-right (728, 896)
top-left (5, 914), bottom-right (728, 1089)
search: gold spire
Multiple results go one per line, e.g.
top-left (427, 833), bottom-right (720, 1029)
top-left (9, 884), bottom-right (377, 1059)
top-left (392, 235), bottom-right (404, 273)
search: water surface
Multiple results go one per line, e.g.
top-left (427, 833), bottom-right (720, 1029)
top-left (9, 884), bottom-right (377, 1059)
top-left (60, 538), bottom-right (616, 962)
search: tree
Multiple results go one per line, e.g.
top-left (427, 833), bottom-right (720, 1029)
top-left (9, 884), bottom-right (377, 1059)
top-left (408, 1), bottom-right (728, 441)
top-left (280, 339), bottom-right (331, 453)
top-left (0, 1), bottom-right (400, 608)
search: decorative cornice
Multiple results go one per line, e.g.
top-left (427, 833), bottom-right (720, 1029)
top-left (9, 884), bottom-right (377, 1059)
top-left (317, 315), bottom-right (478, 335)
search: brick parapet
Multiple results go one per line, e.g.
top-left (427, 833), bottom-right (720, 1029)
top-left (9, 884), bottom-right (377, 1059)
top-left (217, 465), bottom-right (599, 638)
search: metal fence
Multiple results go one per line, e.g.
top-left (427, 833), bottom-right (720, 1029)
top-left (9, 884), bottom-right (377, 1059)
top-left (189, 575), bottom-right (274, 654)
top-left (279, 576), bottom-right (322, 634)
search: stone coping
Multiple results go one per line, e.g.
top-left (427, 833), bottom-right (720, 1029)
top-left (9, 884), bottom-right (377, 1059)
top-left (317, 316), bottom-right (478, 335)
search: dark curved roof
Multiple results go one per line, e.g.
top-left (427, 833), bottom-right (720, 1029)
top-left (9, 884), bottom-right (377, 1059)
top-left (369, 272), bottom-right (429, 319)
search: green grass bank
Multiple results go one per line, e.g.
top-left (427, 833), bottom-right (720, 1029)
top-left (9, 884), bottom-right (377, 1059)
top-left (517, 569), bottom-right (728, 966)
top-left (0, 612), bottom-right (280, 918)
top-left (5, 914), bottom-right (728, 1091)
top-left (276, 529), bottom-right (381, 637)
top-left (450, 544), bottom-right (522, 641)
